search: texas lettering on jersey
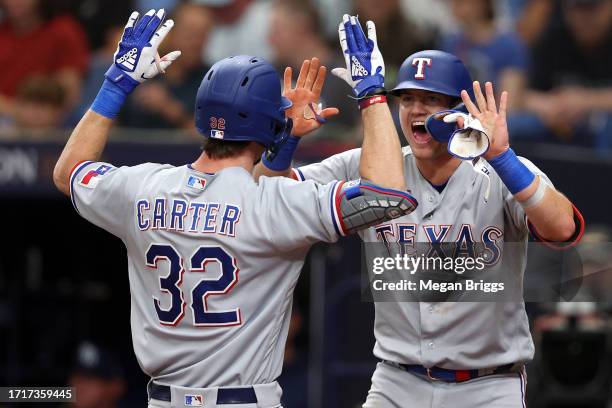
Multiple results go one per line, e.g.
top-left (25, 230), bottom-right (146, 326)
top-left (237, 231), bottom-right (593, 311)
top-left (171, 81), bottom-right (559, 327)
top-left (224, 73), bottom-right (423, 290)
top-left (374, 223), bottom-right (503, 265)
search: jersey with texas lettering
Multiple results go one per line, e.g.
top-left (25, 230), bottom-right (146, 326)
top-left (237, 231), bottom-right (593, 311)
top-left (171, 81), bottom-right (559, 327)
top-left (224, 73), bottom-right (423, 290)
top-left (70, 161), bottom-right (347, 387)
top-left (293, 146), bottom-right (552, 369)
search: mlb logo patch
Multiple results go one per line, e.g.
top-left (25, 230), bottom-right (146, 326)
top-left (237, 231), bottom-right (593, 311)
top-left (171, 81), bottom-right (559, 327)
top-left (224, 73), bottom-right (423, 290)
top-left (79, 165), bottom-right (113, 189)
top-left (187, 175), bottom-right (207, 190)
top-left (184, 394), bottom-right (203, 407)
top-left (210, 129), bottom-right (224, 139)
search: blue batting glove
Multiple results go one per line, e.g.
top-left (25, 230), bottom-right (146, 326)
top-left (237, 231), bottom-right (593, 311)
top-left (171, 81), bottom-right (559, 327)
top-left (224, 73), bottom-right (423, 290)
top-left (331, 15), bottom-right (385, 98)
top-left (91, 9), bottom-right (181, 118)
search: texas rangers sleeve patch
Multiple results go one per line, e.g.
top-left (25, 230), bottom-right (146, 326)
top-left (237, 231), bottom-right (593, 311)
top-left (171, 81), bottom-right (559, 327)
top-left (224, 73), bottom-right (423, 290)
top-left (78, 164), bottom-right (114, 189)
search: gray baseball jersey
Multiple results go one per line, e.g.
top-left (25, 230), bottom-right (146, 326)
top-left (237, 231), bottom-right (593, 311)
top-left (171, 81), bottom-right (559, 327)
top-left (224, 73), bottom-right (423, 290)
top-left (69, 160), bottom-right (348, 388)
top-left (294, 146), bottom-right (553, 369)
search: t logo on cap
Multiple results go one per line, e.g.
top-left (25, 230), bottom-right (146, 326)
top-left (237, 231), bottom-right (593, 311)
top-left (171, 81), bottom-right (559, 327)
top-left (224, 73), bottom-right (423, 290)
top-left (412, 57), bottom-right (432, 80)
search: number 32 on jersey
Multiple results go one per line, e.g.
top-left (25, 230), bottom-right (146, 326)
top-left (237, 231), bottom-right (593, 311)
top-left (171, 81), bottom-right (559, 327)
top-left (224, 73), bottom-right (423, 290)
top-left (145, 244), bottom-right (241, 327)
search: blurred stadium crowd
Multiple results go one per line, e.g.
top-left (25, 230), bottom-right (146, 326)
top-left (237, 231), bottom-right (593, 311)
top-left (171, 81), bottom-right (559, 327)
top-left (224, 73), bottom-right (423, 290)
top-left (0, 0), bottom-right (611, 149)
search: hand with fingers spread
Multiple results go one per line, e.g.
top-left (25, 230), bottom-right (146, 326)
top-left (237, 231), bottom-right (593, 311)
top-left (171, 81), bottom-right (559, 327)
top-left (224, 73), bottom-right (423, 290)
top-left (460, 81), bottom-right (510, 161)
top-left (283, 58), bottom-right (340, 137)
top-left (107, 9), bottom-right (181, 93)
top-left (331, 14), bottom-right (385, 99)
top-left (92, 9), bottom-right (181, 119)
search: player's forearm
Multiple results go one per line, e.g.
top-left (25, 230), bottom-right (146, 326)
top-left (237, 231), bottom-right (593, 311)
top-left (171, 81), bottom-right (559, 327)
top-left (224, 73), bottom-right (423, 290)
top-left (581, 88), bottom-right (612, 110)
top-left (360, 103), bottom-right (405, 190)
top-left (515, 177), bottom-right (575, 241)
top-left (252, 162), bottom-right (293, 182)
top-left (53, 110), bottom-right (114, 195)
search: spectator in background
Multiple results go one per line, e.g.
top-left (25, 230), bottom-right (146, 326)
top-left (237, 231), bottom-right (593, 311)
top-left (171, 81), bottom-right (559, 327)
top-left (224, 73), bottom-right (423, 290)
top-left (512, 0), bottom-right (612, 150)
top-left (398, 0), bottom-right (457, 40)
top-left (268, 0), bottom-right (358, 129)
top-left (0, 0), bottom-right (89, 112)
top-left (69, 24), bottom-right (124, 125)
top-left (67, 342), bottom-right (126, 408)
top-left (72, 0), bottom-right (134, 52)
top-left (0, 76), bottom-right (67, 138)
top-left (442, 0), bottom-right (528, 110)
top-left (353, 0), bottom-right (432, 75)
top-left (195, 0), bottom-right (272, 66)
top-left (119, 3), bottom-right (213, 133)
top-left (514, 0), bottom-right (558, 45)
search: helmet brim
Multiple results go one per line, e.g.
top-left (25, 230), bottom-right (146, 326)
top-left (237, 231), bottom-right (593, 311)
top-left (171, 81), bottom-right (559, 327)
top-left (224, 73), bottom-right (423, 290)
top-left (390, 81), bottom-right (463, 99)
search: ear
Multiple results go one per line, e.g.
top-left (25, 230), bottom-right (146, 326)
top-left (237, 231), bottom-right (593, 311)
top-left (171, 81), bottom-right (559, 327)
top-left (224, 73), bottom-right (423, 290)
top-left (249, 141), bottom-right (266, 157)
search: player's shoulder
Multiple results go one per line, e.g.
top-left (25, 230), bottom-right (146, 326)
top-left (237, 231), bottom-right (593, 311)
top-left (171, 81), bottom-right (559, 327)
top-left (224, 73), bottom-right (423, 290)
top-left (135, 162), bottom-right (177, 171)
top-left (258, 173), bottom-right (326, 197)
top-left (258, 173), bottom-right (304, 189)
top-left (108, 162), bottom-right (177, 182)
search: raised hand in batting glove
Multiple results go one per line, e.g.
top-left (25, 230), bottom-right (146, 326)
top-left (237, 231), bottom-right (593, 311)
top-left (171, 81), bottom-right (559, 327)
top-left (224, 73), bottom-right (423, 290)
top-left (332, 15), bottom-right (385, 99)
top-left (92, 9), bottom-right (181, 119)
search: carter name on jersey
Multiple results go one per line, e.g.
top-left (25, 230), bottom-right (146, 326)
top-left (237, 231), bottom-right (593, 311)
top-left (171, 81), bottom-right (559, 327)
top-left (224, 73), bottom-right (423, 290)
top-left (135, 197), bottom-right (241, 236)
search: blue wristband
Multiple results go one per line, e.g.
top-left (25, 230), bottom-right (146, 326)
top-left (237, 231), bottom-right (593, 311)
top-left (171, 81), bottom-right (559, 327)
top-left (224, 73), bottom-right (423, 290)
top-left (262, 135), bottom-right (301, 171)
top-left (91, 79), bottom-right (129, 119)
top-left (90, 65), bottom-right (140, 119)
top-left (488, 148), bottom-right (535, 194)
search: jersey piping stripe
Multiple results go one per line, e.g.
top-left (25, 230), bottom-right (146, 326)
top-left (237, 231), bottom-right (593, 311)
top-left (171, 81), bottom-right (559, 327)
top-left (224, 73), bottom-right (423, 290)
top-left (519, 368), bottom-right (526, 408)
top-left (331, 180), bottom-right (347, 236)
top-left (527, 203), bottom-right (585, 250)
top-left (69, 160), bottom-right (94, 214)
top-left (292, 168), bottom-right (305, 181)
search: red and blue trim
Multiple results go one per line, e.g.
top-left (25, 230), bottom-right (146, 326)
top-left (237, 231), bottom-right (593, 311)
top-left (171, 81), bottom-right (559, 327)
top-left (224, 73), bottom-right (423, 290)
top-left (291, 167), bottom-right (306, 181)
top-left (331, 181), bottom-right (347, 236)
top-left (69, 160), bottom-right (94, 214)
top-left (528, 203), bottom-right (585, 249)
top-left (519, 367), bottom-right (527, 408)
top-left (354, 183), bottom-right (418, 208)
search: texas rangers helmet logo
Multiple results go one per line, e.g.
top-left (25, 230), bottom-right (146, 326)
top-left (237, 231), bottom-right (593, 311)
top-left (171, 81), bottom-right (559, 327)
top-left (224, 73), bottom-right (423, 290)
top-left (184, 394), bottom-right (203, 406)
top-left (412, 57), bottom-right (432, 80)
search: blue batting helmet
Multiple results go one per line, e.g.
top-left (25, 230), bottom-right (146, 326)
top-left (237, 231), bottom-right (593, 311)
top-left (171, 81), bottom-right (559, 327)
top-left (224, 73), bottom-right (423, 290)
top-left (195, 55), bottom-right (292, 151)
top-left (391, 50), bottom-right (474, 143)
top-left (391, 50), bottom-right (472, 99)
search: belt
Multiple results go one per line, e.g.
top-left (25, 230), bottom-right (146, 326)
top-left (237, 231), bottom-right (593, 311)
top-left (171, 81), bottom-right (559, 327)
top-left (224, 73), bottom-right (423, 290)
top-left (148, 382), bottom-right (258, 404)
top-left (382, 360), bottom-right (522, 383)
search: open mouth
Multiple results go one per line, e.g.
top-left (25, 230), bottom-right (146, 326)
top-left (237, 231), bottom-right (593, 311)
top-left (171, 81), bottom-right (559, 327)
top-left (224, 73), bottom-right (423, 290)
top-left (411, 121), bottom-right (432, 144)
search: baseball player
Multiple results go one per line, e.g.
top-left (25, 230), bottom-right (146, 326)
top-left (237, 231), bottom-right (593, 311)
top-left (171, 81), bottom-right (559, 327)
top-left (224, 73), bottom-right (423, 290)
top-left (254, 15), bottom-right (586, 407)
top-left (52, 10), bottom-right (418, 408)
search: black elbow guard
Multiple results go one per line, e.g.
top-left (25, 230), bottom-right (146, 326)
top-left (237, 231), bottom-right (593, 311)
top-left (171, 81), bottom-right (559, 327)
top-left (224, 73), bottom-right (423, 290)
top-left (337, 180), bottom-right (418, 235)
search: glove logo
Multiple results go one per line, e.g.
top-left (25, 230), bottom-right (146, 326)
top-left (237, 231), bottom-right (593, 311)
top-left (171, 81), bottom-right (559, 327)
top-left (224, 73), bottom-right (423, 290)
top-left (351, 56), bottom-right (369, 78)
top-left (116, 47), bottom-right (139, 70)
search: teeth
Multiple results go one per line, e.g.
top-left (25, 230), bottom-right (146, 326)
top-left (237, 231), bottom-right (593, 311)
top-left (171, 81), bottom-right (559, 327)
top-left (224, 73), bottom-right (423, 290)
top-left (412, 121), bottom-right (425, 126)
